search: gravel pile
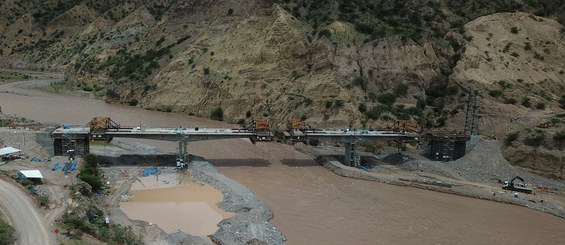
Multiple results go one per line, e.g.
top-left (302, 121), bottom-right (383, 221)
top-left (188, 160), bottom-right (285, 245)
top-left (165, 231), bottom-right (209, 245)
top-left (398, 139), bottom-right (565, 190)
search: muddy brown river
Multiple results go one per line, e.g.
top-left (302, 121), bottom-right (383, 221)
top-left (1, 78), bottom-right (564, 244)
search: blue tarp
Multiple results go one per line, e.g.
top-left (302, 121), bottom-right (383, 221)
top-left (31, 157), bottom-right (50, 162)
top-left (62, 162), bottom-right (72, 174)
top-left (51, 163), bottom-right (62, 171)
top-left (70, 161), bottom-right (78, 171)
top-left (142, 168), bottom-right (158, 177)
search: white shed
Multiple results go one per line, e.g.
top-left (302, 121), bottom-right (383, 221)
top-left (18, 170), bottom-right (43, 179)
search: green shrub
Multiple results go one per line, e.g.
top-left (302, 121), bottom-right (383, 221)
top-left (554, 131), bottom-right (565, 141)
top-left (503, 98), bottom-right (517, 104)
top-left (504, 131), bottom-right (519, 146)
top-left (211, 107), bottom-right (223, 121)
top-left (535, 102), bottom-right (545, 110)
top-left (227, 8), bottom-right (233, 15)
top-left (554, 132), bottom-right (565, 148)
top-left (377, 93), bottom-right (396, 106)
top-left (488, 89), bottom-right (503, 98)
top-left (393, 83), bottom-right (409, 97)
top-left (353, 76), bottom-right (365, 89)
top-left (155, 36), bottom-right (165, 46)
top-left (334, 100), bottom-right (344, 107)
top-left (325, 100), bottom-right (333, 109)
top-left (303, 98), bottom-right (313, 106)
top-left (203, 67), bottom-right (210, 75)
top-left (524, 42), bottom-right (532, 50)
top-left (521, 97), bottom-right (531, 108)
top-left (510, 26), bottom-right (519, 34)
top-left (38, 195), bottom-right (49, 207)
top-left (358, 103), bottom-right (367, 113)
top-left (290, 70), bottom-right (303, 80)
top-left (366, 105), bottom-right (387, 120)
top-left (502, 42), bottom-right (512, 53)
top-left (354, 23), bottom-right (374, 34)
top-left (511, 52), bottom-right (519, 57)
top-left (0, 218), bottom-right (16, 244)
top-left (319, 29), bottom-right (332, 38)
top-left (524, 133), bottom-right (545, 147)
top-left (559, 95), bottom-right (565, 109)
top-left (127, 99), bottom-right (138, 106)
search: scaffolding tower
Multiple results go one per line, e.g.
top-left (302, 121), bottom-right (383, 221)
top-left (464, 91), bottom-right (479, 136)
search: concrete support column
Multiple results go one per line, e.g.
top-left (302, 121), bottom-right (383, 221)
top-left (177, 136), bottom-right (188, 168)
top-left (345, 143), bottom-right (352, 166)
top-left (344, 142), bottom-right (360, 167)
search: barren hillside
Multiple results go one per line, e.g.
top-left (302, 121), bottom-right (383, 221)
top-left (0, 0), bottom-right (563, 178)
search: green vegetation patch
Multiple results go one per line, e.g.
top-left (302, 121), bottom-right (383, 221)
top-left (0, 218), bottom-right (16, 245)
top-left (0, 71), bottom-right (30, 83)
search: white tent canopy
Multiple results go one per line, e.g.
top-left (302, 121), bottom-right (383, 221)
top-left (19, 170), bottom-right (43, 179)
top-left (0, 147), bottom-right (21, 156)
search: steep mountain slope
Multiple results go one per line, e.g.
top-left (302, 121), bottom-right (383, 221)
top-left (0, 0), bottom-right (563, 178)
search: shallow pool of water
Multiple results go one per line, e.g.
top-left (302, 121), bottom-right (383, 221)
top-left (120, 172), bottom-right (233, 236)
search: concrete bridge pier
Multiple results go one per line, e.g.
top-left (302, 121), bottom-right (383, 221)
top-left (344, 141), bottom-right (361, 167)
top-left (177, 135), bottom-right (189, 168)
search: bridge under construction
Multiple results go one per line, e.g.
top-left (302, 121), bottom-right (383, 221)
top-left (50, 117), bottom-right (417, 167)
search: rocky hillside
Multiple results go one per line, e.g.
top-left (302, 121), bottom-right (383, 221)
top-left (0, 0), bottom-right (563, 178)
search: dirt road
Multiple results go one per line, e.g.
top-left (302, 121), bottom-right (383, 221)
top-left (0, 178), bottom-right (53, 245)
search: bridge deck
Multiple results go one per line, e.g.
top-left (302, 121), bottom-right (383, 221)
top-left (52, 127), bottom-right (416, 141)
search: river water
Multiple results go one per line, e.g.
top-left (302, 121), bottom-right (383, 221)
top-left (1, 78), bottom-right (564, 244)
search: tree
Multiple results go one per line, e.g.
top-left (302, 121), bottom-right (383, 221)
top-left (211, 107), bottom-right (223, 121)
top-left (78, 153), bottom-right (103, 193)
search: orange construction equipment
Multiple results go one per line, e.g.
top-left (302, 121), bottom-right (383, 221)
top-left (287, 118), bottom-right (306, 130)
top-left (253, 118), bottom-right (270, 130)
top-left (394, 120), bottom-right (420, 133)
top-left (248, 118), bottom-right (272, 142)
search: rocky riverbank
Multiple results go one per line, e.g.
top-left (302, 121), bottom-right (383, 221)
top-left (188, 159), bottom-right (286, 245)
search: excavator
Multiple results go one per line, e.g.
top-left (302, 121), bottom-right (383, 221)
top-left (502, 176), bottom-right (533, 194)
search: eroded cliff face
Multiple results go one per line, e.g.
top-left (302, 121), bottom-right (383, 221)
top-left (101, 4), bottom-right (448, 128)
top-left (503, 146), bottom-right (564, 180)
top-left (449, 12), bottom-right (565, 179)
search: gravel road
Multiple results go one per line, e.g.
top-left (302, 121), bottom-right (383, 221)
top-left (0, 178), bottom-right (53, 245)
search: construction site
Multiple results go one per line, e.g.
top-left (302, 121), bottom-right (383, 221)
top-left (0, 79), bottom-right (564, 245)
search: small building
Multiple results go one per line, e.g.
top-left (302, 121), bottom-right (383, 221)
top-left (18, 170), bottom-right (44, 179)
top-left (0, 147), bottom-right (22, 161)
